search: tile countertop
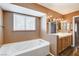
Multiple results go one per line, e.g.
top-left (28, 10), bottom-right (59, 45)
top-left (48, 32), bottom-right (72, 38)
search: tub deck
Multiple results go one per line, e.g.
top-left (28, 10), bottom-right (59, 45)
top-left (0, 39), bottom-right (50, 56)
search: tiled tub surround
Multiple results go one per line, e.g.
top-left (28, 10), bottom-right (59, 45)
top-left (0, 39), bottom-right (50, 56)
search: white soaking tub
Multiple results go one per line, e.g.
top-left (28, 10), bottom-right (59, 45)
top-left (0, 39), bottom-right (50, 56)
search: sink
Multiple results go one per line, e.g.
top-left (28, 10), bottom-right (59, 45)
top-left (56, 32), bottom-right (72, 38)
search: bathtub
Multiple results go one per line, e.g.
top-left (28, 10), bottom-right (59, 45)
top-left (0, 39), bottom-right (50, 56)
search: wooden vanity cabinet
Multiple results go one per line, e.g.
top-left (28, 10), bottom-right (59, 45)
top-left (49, 35), bottom-right (72, 55)
top-left (57, 35), bottom-right (72, 55)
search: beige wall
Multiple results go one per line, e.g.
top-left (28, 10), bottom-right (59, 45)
top-left (3, 3), bottom-right (63, 44)
top-left (13, 3), bottom-right (63, 32)
top-left (13, 3), bottom-right (63, 18)
top-left (0, 8), bottom-right (3, 46)
top-left (3, 11), bottom-right (41, 44)
top-left (63, 11), bottom-right (79, 22)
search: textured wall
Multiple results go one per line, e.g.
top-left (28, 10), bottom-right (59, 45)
top-left (63, 11), bottom-right (79, 22)
top-left (3, 11), bottom-right (41, 44)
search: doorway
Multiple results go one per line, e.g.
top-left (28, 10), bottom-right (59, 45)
top-left (73, 16), bottom-right (79, 47)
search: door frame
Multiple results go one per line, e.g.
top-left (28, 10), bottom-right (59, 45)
top-left (73, 16), bottom-right (79, 47)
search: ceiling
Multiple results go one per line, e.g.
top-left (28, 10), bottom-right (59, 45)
top-left (0, 3), bottom-right (46, 17)
top-left (38, 3), bottom-right (79, 15)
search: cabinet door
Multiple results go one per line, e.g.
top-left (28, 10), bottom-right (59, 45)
top-left (68, 36), bottom-right (72, 46)
top-left (61, 37), bottom-right (65, 50)
top-left (57, 38), bottom-right (62, 53)
top-left (70, 36), bottom-right (72, 45)
top-left (66, 36), bottom-right (71, 47)
top-left (63, 36), bottom-right (70, 50)
top-left (65, 37), bottom-right (68, 48)
top-left (61, 37), bottom-right (68, 51)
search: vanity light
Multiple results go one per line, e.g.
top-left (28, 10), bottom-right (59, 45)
top-left (47, 15), bottom-right (53, 22)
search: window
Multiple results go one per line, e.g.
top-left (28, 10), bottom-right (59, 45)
top-left (13, 13), bottom-right (36, 31)
top-left (13, 13), bottom-right (25, 31)
top-left (25, 16), bottom-right (36, 30)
